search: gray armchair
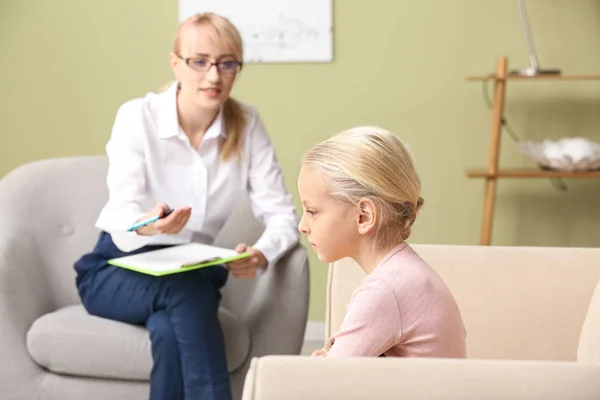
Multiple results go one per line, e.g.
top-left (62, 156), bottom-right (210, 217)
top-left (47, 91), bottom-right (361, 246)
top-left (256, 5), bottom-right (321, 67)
top-left (0, 156), bottom-right (310, 400)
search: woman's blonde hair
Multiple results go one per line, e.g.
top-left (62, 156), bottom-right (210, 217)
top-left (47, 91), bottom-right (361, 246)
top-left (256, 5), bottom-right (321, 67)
top-left (303, 126), bottom-right (424, 249)
top-left (174, 13), bottom-right (246, 161)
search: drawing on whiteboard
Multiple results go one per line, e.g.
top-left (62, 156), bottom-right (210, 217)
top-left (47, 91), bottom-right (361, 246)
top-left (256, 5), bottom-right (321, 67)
top-left (238, 14), bottom-right (320, 50)
top-left (178, 0), bottom-right (333, 63)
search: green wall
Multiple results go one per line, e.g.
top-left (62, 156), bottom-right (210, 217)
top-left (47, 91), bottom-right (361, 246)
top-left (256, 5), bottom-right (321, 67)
top-left (2, 0), bottom-right (600, 321)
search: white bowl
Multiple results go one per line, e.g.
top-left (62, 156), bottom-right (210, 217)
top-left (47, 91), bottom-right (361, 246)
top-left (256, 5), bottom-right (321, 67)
top-left (518, 138), bottom-right (600, 172)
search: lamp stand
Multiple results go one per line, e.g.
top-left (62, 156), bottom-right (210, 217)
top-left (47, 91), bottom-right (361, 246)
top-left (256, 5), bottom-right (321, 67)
top-left (509, 0), bottom-right (561, 76)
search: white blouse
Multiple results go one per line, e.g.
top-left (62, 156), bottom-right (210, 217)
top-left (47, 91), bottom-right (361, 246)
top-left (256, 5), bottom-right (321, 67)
top-left (95, 82), bottom-right (299, 264)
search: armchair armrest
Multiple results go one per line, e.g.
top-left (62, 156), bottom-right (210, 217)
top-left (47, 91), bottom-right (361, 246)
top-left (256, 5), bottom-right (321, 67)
top-left (247, 245), bottom-right (309, 356)
top-left (224, 245), bottom-right (310, 357)
top-left (0, 226), bottom-right (54, 396)
top-left (0, 168), bottom-right (60, 397)
top-left (243, 356), bottom-right (600, 400)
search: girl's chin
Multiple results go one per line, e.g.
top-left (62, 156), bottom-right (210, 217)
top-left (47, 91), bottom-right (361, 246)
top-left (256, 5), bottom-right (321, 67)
top-left (316, 251), bottom-right (337, 264)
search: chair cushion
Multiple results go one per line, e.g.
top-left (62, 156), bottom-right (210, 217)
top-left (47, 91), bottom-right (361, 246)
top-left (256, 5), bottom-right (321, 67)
top-left (26, 305), bottom-right (250, 380)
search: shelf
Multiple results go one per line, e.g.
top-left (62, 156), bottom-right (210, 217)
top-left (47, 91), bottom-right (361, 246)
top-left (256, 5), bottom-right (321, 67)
top-left (467, 74), bottom-right (600, 82)
top-left (467, 56), bottom-right (600, 246)
top-left (467, 168), bottom-right (600, 179)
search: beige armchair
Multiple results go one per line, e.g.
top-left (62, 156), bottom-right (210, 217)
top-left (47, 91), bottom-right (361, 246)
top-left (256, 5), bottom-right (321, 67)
top-left (242, 244), bottom-right (600, 399)
top-left (0, 156), bottom-right (309, 400)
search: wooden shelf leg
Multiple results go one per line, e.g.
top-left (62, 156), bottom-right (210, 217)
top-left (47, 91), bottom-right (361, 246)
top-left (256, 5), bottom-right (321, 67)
top-left (481, 179), bottom-right (497, 245)
top-left (481, 57), bottom-right (508, 245)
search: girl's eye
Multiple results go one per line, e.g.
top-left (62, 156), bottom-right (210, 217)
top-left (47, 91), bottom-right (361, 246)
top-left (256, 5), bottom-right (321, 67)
top-left (306, 210), bottom-right (317, 216)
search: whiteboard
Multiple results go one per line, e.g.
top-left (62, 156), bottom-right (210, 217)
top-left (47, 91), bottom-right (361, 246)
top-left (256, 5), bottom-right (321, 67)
top-left (178, 0), bottom-right (333, 63)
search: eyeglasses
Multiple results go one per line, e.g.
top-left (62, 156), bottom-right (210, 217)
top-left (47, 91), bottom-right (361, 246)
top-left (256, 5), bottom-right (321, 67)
top-left (177, 55), bottom-right (243, 74)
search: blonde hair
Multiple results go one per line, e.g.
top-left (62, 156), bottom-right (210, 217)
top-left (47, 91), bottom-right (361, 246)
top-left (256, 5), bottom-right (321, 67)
top-left (303, 126), bottom-right (424, 248)
top-left (174, 13), bottom-right (246, 161)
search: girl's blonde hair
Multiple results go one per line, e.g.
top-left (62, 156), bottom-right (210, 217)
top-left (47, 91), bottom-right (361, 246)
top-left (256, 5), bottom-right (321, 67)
top-left (303, 126), bottom-right (424, 249)
top-left (174, 13), bottom-right (246, 161)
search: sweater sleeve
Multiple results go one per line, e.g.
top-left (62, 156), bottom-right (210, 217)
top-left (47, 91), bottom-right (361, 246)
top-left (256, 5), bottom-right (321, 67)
top-left (326, 278), bottom-right (401, 358)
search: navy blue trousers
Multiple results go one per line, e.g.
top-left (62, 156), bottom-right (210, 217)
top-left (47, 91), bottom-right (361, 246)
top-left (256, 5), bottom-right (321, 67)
top-left (74, 232), bottom-right (231, 400)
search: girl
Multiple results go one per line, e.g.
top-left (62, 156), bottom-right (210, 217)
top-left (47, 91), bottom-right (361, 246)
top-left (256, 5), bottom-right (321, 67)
top-left (298, 126), bottom-right (466, 358)
top-left (74, 13), bottom-right (299, 400)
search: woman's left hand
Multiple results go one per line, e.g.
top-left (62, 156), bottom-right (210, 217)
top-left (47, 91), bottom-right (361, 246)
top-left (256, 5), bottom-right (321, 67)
top-left (227, 243), bottom-right (268, 279)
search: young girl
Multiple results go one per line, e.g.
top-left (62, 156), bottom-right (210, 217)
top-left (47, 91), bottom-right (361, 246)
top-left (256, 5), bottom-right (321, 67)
top-left (298, 126), bottom-right (466, 358)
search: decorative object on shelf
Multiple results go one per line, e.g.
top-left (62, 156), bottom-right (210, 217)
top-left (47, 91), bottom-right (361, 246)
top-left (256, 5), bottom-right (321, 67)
top-left (510, 0), bottom-right (561, 76)
top-left (519, 138), bottom-right (600, 172)
top-left (465, 56), bottom-right (600, 246)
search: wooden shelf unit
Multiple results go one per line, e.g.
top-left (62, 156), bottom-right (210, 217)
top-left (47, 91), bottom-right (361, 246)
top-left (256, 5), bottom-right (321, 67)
top-left (467, 169), bottom-right (600, 179)
top-left (467, 74), bottom-right (600, 82)
top-left (467, 57), bottom-right (600, 246)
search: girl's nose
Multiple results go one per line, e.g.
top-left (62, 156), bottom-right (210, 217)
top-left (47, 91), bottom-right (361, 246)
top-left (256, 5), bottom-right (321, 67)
top-left (297, 216), bottom-right (309, 234)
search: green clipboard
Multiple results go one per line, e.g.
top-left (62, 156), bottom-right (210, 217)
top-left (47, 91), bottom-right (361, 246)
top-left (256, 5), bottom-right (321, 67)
top-left (108, 243), bottom-right (251, 276)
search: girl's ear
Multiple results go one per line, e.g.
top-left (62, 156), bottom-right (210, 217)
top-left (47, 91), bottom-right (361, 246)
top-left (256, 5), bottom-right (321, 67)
top-left (356, 198), bottom-right (378, 236)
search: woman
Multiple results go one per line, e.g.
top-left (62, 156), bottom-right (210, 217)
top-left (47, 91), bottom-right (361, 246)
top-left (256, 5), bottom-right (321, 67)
top-left (74, 13), bottom-right (299, 400)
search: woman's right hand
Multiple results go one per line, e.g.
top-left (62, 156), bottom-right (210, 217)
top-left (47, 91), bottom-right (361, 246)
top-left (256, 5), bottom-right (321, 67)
top-left (135, 203), bottom-right (192, 236)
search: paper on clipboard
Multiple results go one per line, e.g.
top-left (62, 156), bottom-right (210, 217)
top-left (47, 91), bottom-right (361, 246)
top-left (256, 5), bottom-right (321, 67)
top-left (108, 243), bottom-right (251, 276)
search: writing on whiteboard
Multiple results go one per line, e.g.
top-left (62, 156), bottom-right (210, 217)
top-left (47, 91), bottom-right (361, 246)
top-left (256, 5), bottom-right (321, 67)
top-left (178, 0), bottom-right (333, 63)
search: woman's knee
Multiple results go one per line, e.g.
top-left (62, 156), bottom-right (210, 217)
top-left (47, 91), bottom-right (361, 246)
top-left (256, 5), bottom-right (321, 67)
top-left (200, 265), bottom-right (229, 288)
top-left (161, 270), bottom-right (223, 309)
top-left (168, 268), bottom-right (225, 293)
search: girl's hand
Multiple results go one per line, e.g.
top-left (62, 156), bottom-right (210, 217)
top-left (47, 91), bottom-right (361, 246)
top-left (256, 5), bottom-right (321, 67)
top-left (311, 336), bottom-right (334, 357)
top-left (135, 203), bottom-right (191, 235)
top-left (311, 348), bottom-right (327, 358)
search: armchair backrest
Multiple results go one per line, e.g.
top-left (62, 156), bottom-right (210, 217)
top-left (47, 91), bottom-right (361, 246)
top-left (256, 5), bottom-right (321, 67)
top-left (0, 156), bottom-right (110, 309)
top-left (0, 156), bottom-right (273, 313)
top-left (326, 244), bottom-right (600, 362)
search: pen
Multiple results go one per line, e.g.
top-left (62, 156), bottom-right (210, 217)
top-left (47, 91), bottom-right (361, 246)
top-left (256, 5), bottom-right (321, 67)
top-left (127, 209), bottom-right (174, 232)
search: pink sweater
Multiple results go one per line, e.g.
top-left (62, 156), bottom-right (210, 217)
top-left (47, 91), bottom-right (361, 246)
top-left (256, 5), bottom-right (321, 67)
top-left (327, 243), bottom-right (466, 358)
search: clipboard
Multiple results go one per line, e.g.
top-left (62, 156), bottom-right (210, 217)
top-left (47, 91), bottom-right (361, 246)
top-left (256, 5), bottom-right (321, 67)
top-left (108, 243), bottom-right (251, 276)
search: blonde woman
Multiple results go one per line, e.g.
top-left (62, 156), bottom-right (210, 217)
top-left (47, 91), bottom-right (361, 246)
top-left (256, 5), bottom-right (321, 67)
top-left (298, 126), bottom-right (466, 358)
top-left (74, 13), bottom-right (298, 400)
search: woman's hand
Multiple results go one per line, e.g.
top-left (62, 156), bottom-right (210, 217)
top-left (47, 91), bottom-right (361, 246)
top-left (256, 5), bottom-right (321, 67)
top-left (135, 203), bottom-right (191, 236)
top-left (226, 243), bottom-right (268, 279)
